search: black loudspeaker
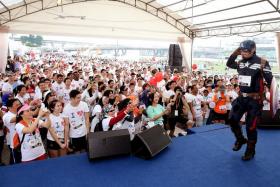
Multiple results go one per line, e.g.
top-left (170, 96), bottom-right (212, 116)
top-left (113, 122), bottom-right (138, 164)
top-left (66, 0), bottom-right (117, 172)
top-left (165, 66), bottom-right (184, 73)
top-left (258, 109), bottom-right (280, 127)
top-left (88, 129), bottom-right (131, 160)
top-left (168, 44), bottom-right (182, 67)
top-left (131, 125), bottom-right (171, 159)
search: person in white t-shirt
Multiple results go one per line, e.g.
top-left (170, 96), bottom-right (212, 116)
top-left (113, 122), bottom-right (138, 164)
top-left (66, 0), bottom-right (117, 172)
top-left (226, 83), bottom-right (238, 111)
top-left (81, 82), bottom-right (98, 114)
top-left (15, 85), bottom-right (31, 105)
top-left (34, 80), bottom-right (47, 100)
top-left (47, 100), bottom-right (69, 158)
top-left (2, 74), bottom-right (14, 95)
top-left (162, 80), bottom-right (176, 103)
top-left (62, 78), bottom-right (72, 104)
top-left (90, 96), bottom-right (110, 132)
top-left (202, 89), bottom-right (212, 125)
top-left (63, 89), bottom-right (90, 153)
top-left (71, 71), bottom-right (85, 91)
top-left (3, 98), bottom-right (22, 164)
top-left (188, 85), bottom-right (205, 127)
top-left (15, 105), bottom-right (50, 162)
top-left (52, 74), bottom-right (65, 99)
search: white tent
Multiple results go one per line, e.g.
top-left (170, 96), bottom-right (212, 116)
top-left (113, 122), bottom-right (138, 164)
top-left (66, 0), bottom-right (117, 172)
top-left (1, 0), bottom-right (280, 71)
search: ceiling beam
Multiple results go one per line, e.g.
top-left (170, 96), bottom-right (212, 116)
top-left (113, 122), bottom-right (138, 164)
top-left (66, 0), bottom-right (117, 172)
top-left (179, 0), bottom-right (266, 20)
top-left (157, 0), bottom-right (186, 10)
top-left (194, 15), bottom-right (280, 31)
top-left (171, 0), bottom-right (216, 14)
top-left (266, 0), bottom-right (280, 14)
top-left (192, 10), bottom-right (276, 27)
top-left (147, 0), bottom-right (156, 4)
top-left (0, 1), bottom-right (9, 11)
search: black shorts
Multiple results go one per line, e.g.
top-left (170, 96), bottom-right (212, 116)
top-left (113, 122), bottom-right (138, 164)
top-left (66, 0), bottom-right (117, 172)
top-left (168, 116), bottom-right (188, 130)
top-left (70, 136), bottom-right (87, 152)
top-left (212, 111), bottom-right (228, 121)
top-left (47, 139), bottom-right (64, 150)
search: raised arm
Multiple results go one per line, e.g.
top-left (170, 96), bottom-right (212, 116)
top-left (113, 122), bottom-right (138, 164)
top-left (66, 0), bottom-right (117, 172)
top-left (227, 48), bottom-right (241, 69)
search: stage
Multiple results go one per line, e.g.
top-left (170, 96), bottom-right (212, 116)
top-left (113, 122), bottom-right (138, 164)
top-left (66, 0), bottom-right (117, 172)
top-left (1, 124), bottom-right (279, 187)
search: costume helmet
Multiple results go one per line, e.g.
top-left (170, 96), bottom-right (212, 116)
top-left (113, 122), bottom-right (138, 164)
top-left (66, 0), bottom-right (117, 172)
top-left (239, 40), bottom-right (256, 52)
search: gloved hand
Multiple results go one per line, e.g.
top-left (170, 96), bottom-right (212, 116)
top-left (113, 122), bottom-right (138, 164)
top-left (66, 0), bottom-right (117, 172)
top-left (232, 47), bottom-right (241, 56)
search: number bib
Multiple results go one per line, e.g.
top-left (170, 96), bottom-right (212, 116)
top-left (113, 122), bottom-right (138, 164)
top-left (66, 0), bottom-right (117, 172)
top-left (238, 75), bottom-right (251, 87)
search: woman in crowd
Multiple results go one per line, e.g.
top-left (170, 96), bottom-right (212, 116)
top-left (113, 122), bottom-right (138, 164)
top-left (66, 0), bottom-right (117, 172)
top-left (90, 96), bottom-right (110, 132)
top-left (146, 92), bottom-right (170, 127)
top-left (15, 104), bottom-right (50, 162)
top-left (15, 85), bottom-right (30, 105)
top-left (81, 82), bottom-right (98, 113)
top-left (47, 99), bottom-right (69, 158)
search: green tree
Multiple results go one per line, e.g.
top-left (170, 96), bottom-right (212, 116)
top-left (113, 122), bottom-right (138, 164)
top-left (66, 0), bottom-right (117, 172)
top-left (20, 35), bottom-right (43, 47)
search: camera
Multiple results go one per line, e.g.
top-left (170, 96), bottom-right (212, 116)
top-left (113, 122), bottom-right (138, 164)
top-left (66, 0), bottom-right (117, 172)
top-left (124, 112), bottom-right (134, 122)
top-left (89, 76), bottom-right (94, 82)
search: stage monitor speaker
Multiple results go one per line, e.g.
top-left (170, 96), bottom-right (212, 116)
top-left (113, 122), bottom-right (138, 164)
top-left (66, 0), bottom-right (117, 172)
top-left (258, 109), bottom-right (280, 127)
top-left (131, 125), bottom-right (171, 159)
top-left (88, 129), bottom-right (131, 160)
top-left (168, 44), bottom-right (182, 67)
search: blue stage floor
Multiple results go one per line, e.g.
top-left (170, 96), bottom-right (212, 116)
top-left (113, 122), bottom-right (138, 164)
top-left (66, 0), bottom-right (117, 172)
top-left (1, 124), bottom-right (279, 187)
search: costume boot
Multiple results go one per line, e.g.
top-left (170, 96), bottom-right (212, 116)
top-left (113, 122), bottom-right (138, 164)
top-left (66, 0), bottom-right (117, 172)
top-left (242, 140), bottom-right (256, 161)
top-left (231, 127), bottom-right (247, 151)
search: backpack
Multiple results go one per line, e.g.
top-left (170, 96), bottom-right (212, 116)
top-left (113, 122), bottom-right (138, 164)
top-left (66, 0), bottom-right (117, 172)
top-left (13, 120), bottom-right (28, 152)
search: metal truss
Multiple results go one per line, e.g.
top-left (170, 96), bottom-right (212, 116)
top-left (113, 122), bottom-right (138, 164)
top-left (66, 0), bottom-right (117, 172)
top-left (194, 18), bottom-right (280, 37)
top-left (191, 0), bottom-right (280, 37)
top-left (0, 0), bottom-right (194, 38)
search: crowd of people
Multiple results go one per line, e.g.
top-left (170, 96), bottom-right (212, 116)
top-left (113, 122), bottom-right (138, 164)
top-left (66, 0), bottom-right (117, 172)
top-left (0, 54), bottom-right (273, 165)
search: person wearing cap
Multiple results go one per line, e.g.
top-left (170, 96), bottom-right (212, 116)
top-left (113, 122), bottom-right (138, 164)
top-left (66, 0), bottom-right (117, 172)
top-left (101, 103), bottom-right (133, 132)
top-left (14, 104), bottom-right (50, 162)
top-left (226, 40), bottom-right (273, 161)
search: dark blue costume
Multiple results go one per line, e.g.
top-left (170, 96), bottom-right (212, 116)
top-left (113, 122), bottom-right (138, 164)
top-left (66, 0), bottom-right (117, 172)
top-left (226, 40), bottom-right (273, 161)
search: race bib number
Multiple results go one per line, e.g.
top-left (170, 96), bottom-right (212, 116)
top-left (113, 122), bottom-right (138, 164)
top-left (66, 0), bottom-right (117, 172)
top-left (219, 105), bottom-right (227, 110)
top-left (28, 137), bottom-right (41, 149)
top-left (147, 121), bottom-right (155, 129)
top-left (238, 75), bottom-right (251, 87)
top-left (128, 124), bottom-right (135, 133)
top-left (57, 131), bottom-right (64, 138)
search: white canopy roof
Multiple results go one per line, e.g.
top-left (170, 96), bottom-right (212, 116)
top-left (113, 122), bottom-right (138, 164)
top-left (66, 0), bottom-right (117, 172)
top-left (1, 0), bottom-right (280, 40)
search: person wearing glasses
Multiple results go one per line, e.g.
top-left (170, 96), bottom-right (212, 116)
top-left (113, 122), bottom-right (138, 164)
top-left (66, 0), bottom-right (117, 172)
top-left (102, 103), bottom-right (133, 132)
